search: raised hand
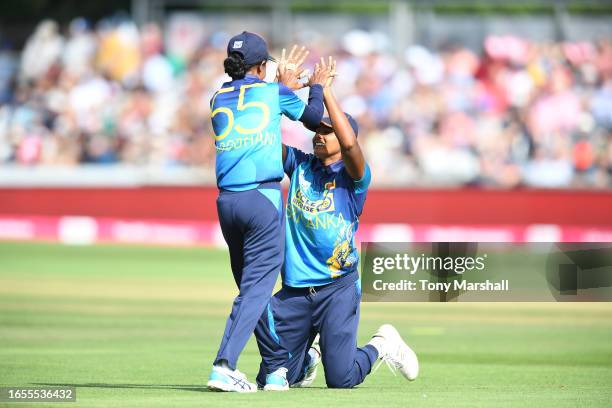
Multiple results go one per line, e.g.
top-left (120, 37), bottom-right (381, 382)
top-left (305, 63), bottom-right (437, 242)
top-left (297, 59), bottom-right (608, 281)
top-left (276, 45), bottom-right (310, 90)
top-left (308, 56), bottom-right (337, 88)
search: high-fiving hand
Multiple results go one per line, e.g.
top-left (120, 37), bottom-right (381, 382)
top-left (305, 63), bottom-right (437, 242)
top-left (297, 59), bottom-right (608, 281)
top-left (276, 45), bottom-right (309, 90)
top-left (308, 56), bottom-right (337, 88)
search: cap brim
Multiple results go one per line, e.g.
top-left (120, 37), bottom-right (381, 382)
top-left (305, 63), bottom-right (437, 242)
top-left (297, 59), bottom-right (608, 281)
top-left (267, 56), bottom-right (277, 63)
top-left (312, 114), bottom-right (359, 137)
top-left (307, 119), bottom-right (333, 133)
top-left (318, 120), bottom-right (333, 130)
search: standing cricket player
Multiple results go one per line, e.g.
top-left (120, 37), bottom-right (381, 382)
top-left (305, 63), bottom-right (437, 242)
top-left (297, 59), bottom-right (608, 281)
top-left (255, 58), bottom-right (419, 390)
top-left (206, 32), bottom-right (334, 392)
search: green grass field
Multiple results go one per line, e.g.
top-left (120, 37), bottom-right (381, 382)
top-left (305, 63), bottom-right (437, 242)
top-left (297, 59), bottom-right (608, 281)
top-left (1, 242), bottom-right (611, 407)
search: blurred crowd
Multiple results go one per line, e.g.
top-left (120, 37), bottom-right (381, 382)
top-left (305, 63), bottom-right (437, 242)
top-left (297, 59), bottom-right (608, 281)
top-left (0, 16), bottom-right (611, 188)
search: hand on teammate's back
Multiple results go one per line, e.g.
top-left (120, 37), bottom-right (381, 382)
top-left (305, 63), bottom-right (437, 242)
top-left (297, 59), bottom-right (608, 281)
top-left (277, 45), bottom-right (309, 90)
top-left (308, 56), bottom-right (337, 89)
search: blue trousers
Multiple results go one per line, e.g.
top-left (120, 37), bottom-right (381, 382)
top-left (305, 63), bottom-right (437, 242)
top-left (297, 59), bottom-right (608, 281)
top-left (256, 272), bottom-right (379, 388)
top-left (214, 182), bottom-right (284, 370)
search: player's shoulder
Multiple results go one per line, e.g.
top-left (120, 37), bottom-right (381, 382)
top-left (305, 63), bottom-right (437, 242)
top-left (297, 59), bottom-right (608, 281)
top-left (210, 81), bottom-right (234, 104)
top-left (344, 163), bottom-right (371, 195)
top-left (288, 146), bottom-right (315, 164)
top-left (250, 80), bottom-right (284, 100)
top-left (278, 83), bottom-right (297, 96)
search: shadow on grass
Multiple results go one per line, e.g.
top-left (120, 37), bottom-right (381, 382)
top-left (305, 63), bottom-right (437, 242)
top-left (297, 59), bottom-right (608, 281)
top-left (33, 382), bottom-right (210, 393)
top-left (34, 383), bottom-right (346, 392)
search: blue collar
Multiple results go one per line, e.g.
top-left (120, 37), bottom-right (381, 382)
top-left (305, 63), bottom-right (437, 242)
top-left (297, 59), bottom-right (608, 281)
top-left (238, 74), bottom-right (263, 83)
top-left (312, 158), bottom-right (344, 175)
top-left (225, 74), bottom-right (263, 87)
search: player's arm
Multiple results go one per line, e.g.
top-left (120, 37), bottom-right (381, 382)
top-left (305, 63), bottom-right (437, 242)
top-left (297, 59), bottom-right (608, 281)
top-left (299, 85), bottom-right (324, 128)
top-left (321, 58), bottom-right (366, 180)
top-left (277, 45), bottom-right (325, 130)
top-left (278, 83), bottom-right (323, 130)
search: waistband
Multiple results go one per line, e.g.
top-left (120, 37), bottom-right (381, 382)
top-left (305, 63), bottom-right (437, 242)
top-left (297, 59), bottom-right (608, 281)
top-left (282, 270), bottom-right (358, 295)
top-left (219, 180), bottom-right (281, 194)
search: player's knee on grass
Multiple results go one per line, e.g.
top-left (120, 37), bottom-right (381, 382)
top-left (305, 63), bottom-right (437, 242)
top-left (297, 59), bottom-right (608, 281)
top-left (325, 377), bottom-right (355, 389)
top-left (324, 369), bottom-right (357, 389)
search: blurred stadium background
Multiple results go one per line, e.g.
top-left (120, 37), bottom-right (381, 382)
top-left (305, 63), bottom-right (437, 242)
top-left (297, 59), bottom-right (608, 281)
top-left (1, 2), bottom-right (611, 406)
top-left (0, 0), bottom-right (611, 246)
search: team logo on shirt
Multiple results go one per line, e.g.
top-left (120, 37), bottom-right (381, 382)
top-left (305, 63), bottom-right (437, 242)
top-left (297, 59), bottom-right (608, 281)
top-left (327, 222), bottom-right (357, 276)
top-left (292, 188), bottom-right (335, 213)
top-left (292, 177), bottom-right (336, 214)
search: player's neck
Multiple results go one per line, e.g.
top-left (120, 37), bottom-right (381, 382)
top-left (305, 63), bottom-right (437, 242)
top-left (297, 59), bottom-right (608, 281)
top-left (318, 153), bottom-right (342, 167)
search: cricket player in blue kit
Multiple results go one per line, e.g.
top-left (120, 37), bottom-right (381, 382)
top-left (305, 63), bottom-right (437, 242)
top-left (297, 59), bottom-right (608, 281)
top-left (206, 33), bottom-right (334, 392)
top-left (255, 58), bottom-right (419, 390)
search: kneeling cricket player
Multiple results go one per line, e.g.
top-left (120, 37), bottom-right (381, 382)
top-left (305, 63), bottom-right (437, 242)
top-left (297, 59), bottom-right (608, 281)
top-left (255, 58), bottom-right (419, 390)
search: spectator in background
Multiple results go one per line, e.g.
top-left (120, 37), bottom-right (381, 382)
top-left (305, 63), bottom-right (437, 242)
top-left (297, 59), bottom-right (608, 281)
top-left (96, 19), bottom-right (140, 85)
top-left (0, 42), bottom-right (17, 105)
top-left (62, 18), bottom-right (97, 78)
top-left (20, 20), bottom-right (64, 83)
top-left (0, 18), bottom-right (610, 189)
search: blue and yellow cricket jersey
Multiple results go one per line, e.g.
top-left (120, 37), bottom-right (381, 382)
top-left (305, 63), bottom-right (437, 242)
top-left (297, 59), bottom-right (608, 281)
top-left (283, 146), bottom-right (372, 287)
top-left (210, 75), bottom-right (306, 191)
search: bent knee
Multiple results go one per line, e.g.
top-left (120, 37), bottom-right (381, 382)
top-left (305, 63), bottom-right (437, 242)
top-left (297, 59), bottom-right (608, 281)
top-left (326, 378), bottom-right (355, 389)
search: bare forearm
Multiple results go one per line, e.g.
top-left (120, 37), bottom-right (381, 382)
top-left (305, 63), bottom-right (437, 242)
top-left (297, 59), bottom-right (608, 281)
top-left (323, 88), bottom-right (365, 179)
top-left (323, 88), bottom-right (352, 148)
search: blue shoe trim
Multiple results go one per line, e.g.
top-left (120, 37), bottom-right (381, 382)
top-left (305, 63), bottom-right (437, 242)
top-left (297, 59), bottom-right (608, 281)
top-left (209, 370), bottom-right (229, 384)
top-left (266, 373), bottom-right (287, 387)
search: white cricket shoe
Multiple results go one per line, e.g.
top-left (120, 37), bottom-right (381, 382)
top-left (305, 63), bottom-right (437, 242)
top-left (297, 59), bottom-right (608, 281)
top-left (263, 367), bottom-right (289, 391)
top-left (369, 324), bottom-right (419, 381)
top-left (207, 365), bottom-right (257, 393)
top-left (292, 334), bottom-right (321, 388)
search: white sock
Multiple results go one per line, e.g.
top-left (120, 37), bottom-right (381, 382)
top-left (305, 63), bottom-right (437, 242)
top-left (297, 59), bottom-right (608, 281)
top-left (368, 336), bottom-right (385, 357)
top-left (308, 347), bottom-right (320, 361)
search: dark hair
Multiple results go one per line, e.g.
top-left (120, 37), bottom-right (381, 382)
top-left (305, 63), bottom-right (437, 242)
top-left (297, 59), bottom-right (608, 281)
top-left (224, 52), bottom-right (262, 80)
top-left (224, 52), bottom-right (247, 79)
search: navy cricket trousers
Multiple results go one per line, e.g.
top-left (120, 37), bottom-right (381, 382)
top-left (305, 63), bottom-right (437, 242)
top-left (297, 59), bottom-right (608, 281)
top-left (256, 272), bottom-right (379, 388)
top-left (214, 182), bottom-right (284, 370)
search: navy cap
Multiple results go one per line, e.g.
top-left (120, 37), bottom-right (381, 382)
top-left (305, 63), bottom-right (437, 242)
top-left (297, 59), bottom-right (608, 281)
top-left (307, 113), bottom-right (359, 137)
top-left (227, 31), bottom-right (275, 66)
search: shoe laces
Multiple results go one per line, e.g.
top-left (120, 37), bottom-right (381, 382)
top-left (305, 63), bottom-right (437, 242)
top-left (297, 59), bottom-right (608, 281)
top-left (373, 345), bottom-right (405, 376)
top-left (233, 369), bottom-right (248, 381)
top-left (273, 367), bottom-right (288, 378)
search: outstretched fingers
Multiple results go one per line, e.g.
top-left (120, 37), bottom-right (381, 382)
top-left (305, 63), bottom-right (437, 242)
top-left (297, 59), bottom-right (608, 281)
top-left (320, 56), bottom-right (327, 70)
top-left (286, 45), bottom-right (298, 62)
top-left (296, 47), bottom-right (309, 67)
